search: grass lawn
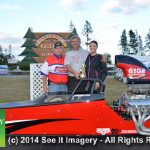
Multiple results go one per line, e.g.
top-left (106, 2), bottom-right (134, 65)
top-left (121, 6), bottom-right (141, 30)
top-left (0, 78), bottom-right (30, 103)
top-left (105, 78), bottom-right (129, 104)
top-left (0, 77), bottom-right (129, 104)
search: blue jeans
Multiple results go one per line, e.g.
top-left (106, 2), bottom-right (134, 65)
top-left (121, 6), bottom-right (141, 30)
top-left (48, 82), bottom-right (67, 93)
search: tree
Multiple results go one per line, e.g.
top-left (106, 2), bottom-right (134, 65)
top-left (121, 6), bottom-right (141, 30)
top-left (81, 20), bottom-right (93, 50)
top-left (19, 27), bottom-right (38, 63)
top-left (0, 45), bottom-right (4, 65)
top-left (8, 44), bottom-right (12, 55)
top-left (145, 29), bottom-right (150, 55)
top-left (0, 45), bottom-right (3, 65)
top-left (0, 45), bottom-right (2, 54)
top-left (135, 30), bottom-right (144, 55)
top-left (138, 35), bottom-right (148, 56)
top-left (19, 63), bottom-right (30, 70)
top-left (0, 45), bottom-right (13, 65)
top-left (118, 29), bottom-right (129, 55)
top-left (128, 30), bottom-right (138, 54)
top-left (5, 48), bottom-right (7, 56)
top-left (68, 20), bottom-right (74, 32)
top-left (0, 46), bottom-right (7, 65)
top-left (103, 52), bottom-right (112, 64)
top-left (68, 27), bottom-right (78, 39)
top-left (12, 55), bottom-right (15, 59)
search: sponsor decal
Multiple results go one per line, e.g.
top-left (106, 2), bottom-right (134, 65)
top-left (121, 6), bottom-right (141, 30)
top-left (55, 67), bottom-right (68, 73)
top-left (129, 75), bottom-right (146, 79)
top-left (35, 34), bottom-right (68, 47)
top-left (0, 110), bottom-right (5, 147)
top-left (121, 130), bottom-right (137, 133)
top-left (111, 128), bottom-right (121, 135)
top-left (96, 128), bottom-right (111, 135)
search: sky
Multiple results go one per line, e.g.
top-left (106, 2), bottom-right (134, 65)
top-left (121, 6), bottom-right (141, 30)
top-left (0, 0), bottom-right (150, 63)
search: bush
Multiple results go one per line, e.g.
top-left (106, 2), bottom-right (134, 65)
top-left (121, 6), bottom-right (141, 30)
top-left (19, 64), bottom-right (30, 70)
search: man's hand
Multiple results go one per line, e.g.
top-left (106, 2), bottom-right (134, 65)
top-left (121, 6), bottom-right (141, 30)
top-left (43, 85), bottom-right (48, 93)
top-left (101, 55), bottom-right (107, 63)
top-left (66, 64), bottom-right (80, 79)
top-left (95, 82), bottom-right (100, 89)
top-left (74, 72), bottom-right (80, 79)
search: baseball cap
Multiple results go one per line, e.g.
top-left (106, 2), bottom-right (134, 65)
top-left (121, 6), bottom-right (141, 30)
top-left (54, 42), bottom-right (62, 48)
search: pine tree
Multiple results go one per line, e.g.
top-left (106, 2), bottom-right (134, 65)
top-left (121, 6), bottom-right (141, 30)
top-left (0, 45), bottom-right (2, 54)
top-left (128, 30), bottom-right (138, 54)
top-left (8, 44), bottom-right (12, 55)
top-left (5, 48), bottom-right (7, 56)
top-left (68, 20), bottom-right (74, 32)
top-left (23, 27), bottom-right (36, 39)
top-left (0, 45), bottom-right (3, 64)
top-left (135, 30), bottom-right (140, 55)
top-left (145, 29), bottom-right (150, 55)
top-left (118, 29), bottom-right (129, 55)
top-left (68, 27), bottom-right (78, 39)
top-left (81, 20), bottom-right (93, 50)
top-left (138, 35), bottom-right (148, 56)
top-left (19, 47), bottom-right (38, 56)
top-left (19, 27), bottom-right (38, 63)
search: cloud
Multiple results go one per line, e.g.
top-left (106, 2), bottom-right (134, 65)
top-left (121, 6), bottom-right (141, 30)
top-left (10, 13), bottom-right (16, 16)
top-left (0, 32), bottom-right (24, 44)
top-left (93, 22), bottom-right (123, 31)
top-left (80, 32), bottom-right (112, 47)
top-left (95, 0), bottom-right (150, 18)
top-left (0, 4), bottom-right (20, 9)
top-left (0, 32), bottom-right (24, 58)
top-left (11, 44), bottom-right (24, 56)
top-left (23, 14), bottom-right (33, 18)
top-left (58, 0), bottom-right (87, 12)
top-left (106, 23), bottom-right (123, 29)
top-left (34, 15), bottom-right (41, 21)
top-left (139, 17), bottom-right (148, 21)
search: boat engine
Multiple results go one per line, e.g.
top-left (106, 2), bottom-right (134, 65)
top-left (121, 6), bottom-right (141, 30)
top-left (114, 55), bottom-right (150, 135)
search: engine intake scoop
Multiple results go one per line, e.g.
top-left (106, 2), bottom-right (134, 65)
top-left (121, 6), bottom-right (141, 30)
top-left (115, 55), bottom-right (150, 91)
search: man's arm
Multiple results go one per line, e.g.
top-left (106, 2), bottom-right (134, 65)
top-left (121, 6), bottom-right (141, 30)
top-left (40, 60), bottom-right (49, 93)
top-left (66, 64), bottom-right (80, 79)
top-left (43, 75), bottom-right (48, 93)
top-left (101, 54), bottom-right (107, 63)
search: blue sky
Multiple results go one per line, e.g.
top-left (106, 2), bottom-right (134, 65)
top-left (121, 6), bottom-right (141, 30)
top-left (0, 0), bottom-right (150, 63)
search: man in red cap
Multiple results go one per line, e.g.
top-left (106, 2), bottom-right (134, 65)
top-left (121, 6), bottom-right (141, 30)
top-left (40, 42), bottom-right (68, 93)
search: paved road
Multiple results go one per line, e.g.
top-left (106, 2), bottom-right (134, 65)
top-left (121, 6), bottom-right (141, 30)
top-left (106, 76), bottom-right (114, 78)
top-left (0, 75), bottom-right (30, 78)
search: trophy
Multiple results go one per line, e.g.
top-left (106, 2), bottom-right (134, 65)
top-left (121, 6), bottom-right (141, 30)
top-left (79, 62), bottom-right (86, 79)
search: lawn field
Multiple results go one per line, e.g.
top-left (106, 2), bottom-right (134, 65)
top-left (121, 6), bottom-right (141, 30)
top-left (0, 78), bottom-right (30, 103)
top-left (105, 78), bottom-right (129, 105)
top-left (0, 77), bottom-right (129, 104)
